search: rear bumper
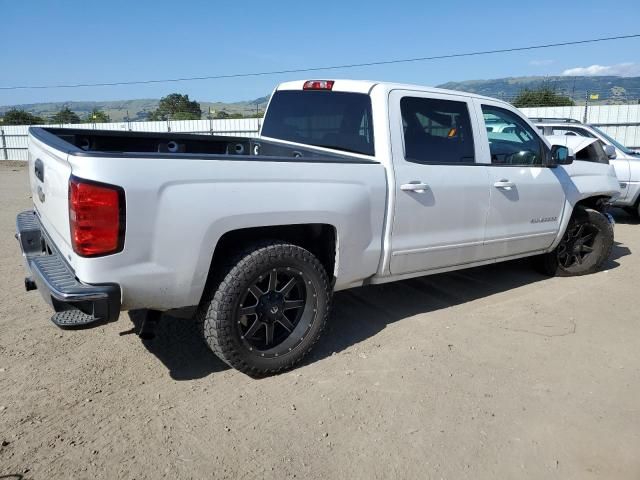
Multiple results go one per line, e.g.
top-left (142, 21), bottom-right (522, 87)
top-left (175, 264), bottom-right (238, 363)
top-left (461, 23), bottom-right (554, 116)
top-left (16, 210), bottom-right (121, 323)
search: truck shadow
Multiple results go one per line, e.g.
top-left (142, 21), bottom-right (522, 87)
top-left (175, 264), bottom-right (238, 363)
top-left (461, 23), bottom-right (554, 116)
top-left (609, 208), bottom-right (639, 225)
top-left (605, 241), bottom-right (631, 268)
top-left (127, 310), bottom-right (230, 380)
top-left (130, 242), bottom-right (630, 380)
top-left (305, 244), bottom-right (630, 368)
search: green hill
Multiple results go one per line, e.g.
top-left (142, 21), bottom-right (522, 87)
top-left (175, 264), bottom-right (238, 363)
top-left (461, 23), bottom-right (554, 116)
top-left (436, 76), bottom-right (640, 104)
top-left (0, 96), bottom-right (271, 122)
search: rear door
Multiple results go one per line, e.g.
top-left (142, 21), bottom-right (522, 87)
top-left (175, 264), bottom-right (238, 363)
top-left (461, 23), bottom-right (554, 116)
top-left (475, 101), bottom-right (566, 258)
top-left (388, 90), bottom-right (491, 274)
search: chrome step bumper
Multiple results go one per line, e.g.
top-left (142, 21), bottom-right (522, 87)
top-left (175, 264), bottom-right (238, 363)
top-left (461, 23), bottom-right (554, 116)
top-left (16, 210), bottom-right (121, 327)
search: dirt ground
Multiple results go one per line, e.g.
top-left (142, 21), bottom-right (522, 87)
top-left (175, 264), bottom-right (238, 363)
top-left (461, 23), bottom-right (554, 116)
top-left (1, 162), bottom-right (639, 480)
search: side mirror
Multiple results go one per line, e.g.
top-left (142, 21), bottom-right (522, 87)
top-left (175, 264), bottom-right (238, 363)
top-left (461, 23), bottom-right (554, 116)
top-left (603, 144), bottom-right (617, 159)
top-left (550, 145), bottom-right (574, 165)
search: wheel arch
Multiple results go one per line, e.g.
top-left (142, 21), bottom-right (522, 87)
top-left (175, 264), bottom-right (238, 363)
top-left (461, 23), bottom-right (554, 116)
top-left (202, 223), bottom-right (338, 302)
top-left (572, 195), bottom-right (613, 213)
top-left (549, 195), bottom-right (613, 251)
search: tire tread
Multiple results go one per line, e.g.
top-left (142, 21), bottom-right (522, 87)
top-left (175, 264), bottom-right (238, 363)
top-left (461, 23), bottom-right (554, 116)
top-left (536, 207), bottom-right (613, 277)
top-left (195, 240), bottom-right (331, 376)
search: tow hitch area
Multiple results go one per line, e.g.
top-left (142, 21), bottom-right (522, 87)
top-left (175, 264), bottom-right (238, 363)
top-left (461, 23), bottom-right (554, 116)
top-left (16, 210), bottom-right (121, 328)
top-left (52, 308), bottom-right (103, 328)
top-left (138, 310), bottom-right (162, 340)
top-left (24, 277), bottom-right (37, 291)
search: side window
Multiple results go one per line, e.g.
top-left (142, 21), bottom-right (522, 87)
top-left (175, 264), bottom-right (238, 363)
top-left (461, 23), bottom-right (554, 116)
top-left (550, 126), bottom-right (596, 138)
top-left (482, 105), bottom-right (544, 166)
top-left (576, 142), bottom-right (609, 164)
top-left (401, 97), bottom-right (475, 164)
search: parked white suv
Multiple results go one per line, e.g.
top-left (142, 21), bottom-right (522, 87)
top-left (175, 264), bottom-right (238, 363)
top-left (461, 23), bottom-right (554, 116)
top-left (17, 80), bottom-right (620, 375)
top-left (534, 118), bottom-right (640, 216)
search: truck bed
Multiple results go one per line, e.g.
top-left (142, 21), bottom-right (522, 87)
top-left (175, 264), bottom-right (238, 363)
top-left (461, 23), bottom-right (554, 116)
top-left (26, 126), bottom-right (387, 311)
top-left (31, 127), bottom-right (371, 163)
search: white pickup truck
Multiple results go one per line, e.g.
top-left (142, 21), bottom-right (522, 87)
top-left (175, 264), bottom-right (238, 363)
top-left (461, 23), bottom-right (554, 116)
top-left (17, 79), bottom-right (620, 375)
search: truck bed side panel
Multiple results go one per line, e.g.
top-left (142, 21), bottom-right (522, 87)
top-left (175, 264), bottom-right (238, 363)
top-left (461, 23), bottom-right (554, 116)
top-left (66, 155), bottom-right (387, 310)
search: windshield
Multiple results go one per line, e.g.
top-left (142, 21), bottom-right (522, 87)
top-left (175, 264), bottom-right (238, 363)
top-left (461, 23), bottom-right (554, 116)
top-left (261, 90), bottom-right (374, 156)
top-left (590, 126), bottom-right (638, 156)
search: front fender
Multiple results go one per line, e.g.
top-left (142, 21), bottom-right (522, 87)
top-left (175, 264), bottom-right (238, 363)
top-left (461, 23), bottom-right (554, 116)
top-left (548, 163), bottom-right (619, 250)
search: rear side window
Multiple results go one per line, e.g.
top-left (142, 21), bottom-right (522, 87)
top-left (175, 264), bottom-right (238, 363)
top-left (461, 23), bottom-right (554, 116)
top-left (482, 105), bottom-right (544, 166)
top-left (551, 126), bottom-right (596, 138)
top-left (261, 90), bottom-right (374, 156)
top-left (400, 97), bottom-right (475, 164)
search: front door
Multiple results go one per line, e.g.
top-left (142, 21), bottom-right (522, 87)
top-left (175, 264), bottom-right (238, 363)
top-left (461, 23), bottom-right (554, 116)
top-left (389, 90), bottom-right (491, 275)
top-left (476, 101), bottom-right (566, 258)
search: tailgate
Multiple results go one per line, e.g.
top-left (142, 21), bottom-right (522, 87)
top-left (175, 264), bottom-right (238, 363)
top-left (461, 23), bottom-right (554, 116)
top-left (28, 131), bottom-right (75, 262)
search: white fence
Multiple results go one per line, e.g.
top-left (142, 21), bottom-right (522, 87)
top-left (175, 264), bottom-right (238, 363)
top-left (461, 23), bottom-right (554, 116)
top-left (2, 104), bottom-right (640, 161)
top-left (0, 118), bottom-right (261, 161)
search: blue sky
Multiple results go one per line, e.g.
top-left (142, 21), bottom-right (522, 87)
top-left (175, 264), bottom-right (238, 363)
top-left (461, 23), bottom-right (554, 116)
top-left (1, 0), bottom-right (639, 106)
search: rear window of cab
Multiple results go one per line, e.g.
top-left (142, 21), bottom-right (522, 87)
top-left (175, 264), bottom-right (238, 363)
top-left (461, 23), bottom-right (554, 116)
top-left (261, 90), bottom-right (375, 156)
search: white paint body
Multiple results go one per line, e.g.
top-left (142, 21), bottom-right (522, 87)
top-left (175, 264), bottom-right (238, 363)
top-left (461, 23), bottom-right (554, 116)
top-left (535, 121), bottom-right (640, 208)
top-left (28, 80), bottom-right (621, 311)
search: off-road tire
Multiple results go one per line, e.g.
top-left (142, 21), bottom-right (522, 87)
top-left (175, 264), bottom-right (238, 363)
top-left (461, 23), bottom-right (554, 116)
top-left (536, 207), bottom-right (613, 277)
top-left (196, 241), bottom-right (332, 376)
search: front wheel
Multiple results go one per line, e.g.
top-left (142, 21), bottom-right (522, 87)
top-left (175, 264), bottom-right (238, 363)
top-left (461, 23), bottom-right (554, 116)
top-left (536, 207), bottom-right (613, 277)
top-left (196, 241), bottom-right (332, 376)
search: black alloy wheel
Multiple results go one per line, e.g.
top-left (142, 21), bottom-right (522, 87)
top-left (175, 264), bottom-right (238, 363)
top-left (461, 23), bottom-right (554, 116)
top-left (237, 267), bottom-right (316, 357)
top-left (536, 207), bottom-right (613, 277)
top-left (197, 241), bottom-right (331, 376)
top-left (556, 222), bottom-right (599, 269)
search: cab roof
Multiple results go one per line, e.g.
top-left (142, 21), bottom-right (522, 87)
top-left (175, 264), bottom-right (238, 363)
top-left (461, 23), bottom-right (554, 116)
top-left (275, 79), bottom-right (508, 104)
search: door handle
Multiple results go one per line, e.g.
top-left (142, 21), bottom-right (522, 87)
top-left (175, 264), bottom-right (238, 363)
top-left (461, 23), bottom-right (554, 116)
top-left (493, 179), bottom-right (515, 190)
top-left (400, 182), bottom-right (429, 193)
top-left (34, 158), bottom-right (44, 182)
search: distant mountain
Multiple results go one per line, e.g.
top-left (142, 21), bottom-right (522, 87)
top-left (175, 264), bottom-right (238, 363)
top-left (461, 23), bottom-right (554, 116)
top-left (0, 96), bottom-right (271, 122)
top-left (2, 76), bottom-right (640, 122)
top-left (436, 76), bottom-right (640, 104)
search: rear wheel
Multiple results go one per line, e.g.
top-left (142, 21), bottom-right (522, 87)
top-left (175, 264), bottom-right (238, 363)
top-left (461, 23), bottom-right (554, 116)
top-left (196, 241), bottom-right (332, 376)
top-left (537, 207), bottom-right (613, 277)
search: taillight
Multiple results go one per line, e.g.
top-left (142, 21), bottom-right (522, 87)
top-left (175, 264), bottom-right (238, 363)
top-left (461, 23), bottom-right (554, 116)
top-left (303, 80), bottom-right (334, 90)
top-left (69, 176), bottom-right (125, 257)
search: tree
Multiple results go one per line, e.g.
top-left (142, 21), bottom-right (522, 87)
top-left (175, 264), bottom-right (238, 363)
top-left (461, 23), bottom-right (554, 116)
top-left (512, 87), bottom-right (574, 108)
top-left (85, 108), bottom-right (110, 123)
top-left (214, 110), bottom-right (244, 119)
top-left (50, 107), bottom-right (81, 124)
top-left (147, 93), bottom-right (202, 120)
top-left (0, 109), bottom-right (44, 125)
